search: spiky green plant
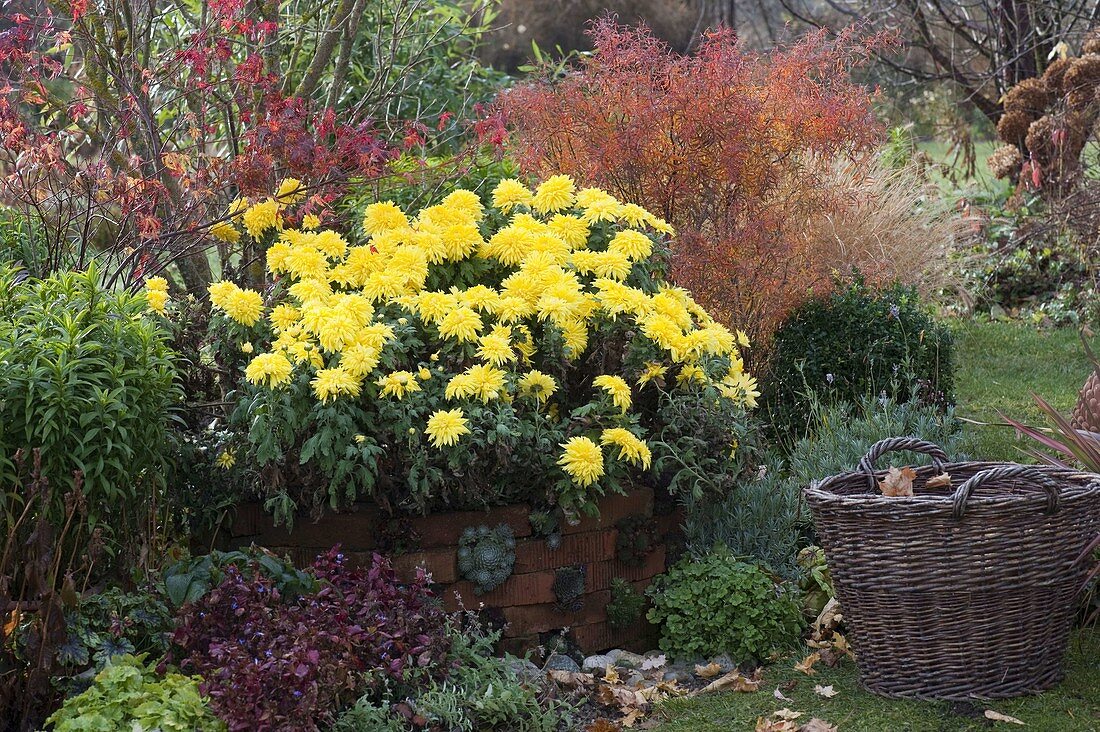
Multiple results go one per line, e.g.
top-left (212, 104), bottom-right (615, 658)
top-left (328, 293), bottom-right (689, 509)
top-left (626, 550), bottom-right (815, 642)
top-left (1002, 332), bottom-right (1100, 592)
top-left (457, 524), bottom-right (516, 595)
top-left (552, 565), bottom-right (586, 611)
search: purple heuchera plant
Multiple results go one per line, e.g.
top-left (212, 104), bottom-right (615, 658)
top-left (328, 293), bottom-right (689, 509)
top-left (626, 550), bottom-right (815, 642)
top-left (170, 547), bottom-right (449, 731)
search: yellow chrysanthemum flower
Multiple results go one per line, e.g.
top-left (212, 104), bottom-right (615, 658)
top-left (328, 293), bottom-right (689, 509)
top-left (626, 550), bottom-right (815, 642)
top-left (558, 436), bottom-right (604, 487)
top-left (210, 220), bottom-right (241, 243)
top-left (637, 361), bottom-right (668, 386)
top-left (593, 374), bottom-right (632, 413)
top-left (438, 307), bottom-right (482, 343)
top-left (270, 304), bottom-right (300, 331)
top-left (577, 188), bottom-right (621, 223)
top-left (592, 250), bottom-right (632, 280)
top-left (216, 450), bottom-right (236, 469)
top-left (466, 363), bottom-right (507, 402)
top-left (240, 341), bottom-right (254, 354)
top-left (458, 285), bottom-right (501, 313)
top-left (491, 179), bottom-right (534, 212)
top-left (518, 370), bottom-right (557, 404)
top-left (608, 230), bottom-right (653, 261)
top-left (376, 370), bottom-right (421, 400)
top-left (532, 174), bottom-right (576, 214)
top-left (425, 408), bottom-right (471, 448)
top-left (477, 330), bottom-right (516, 366)
top-left (243, 199), bottom-right (280, 239)
top-left (445, 373), bottom-right (475, 400)
top-left (363, 201), bottom-right (409, 234)
top-left (145, 289), bottom-right (168, 315)
top-left (312, 367), bottom-right (361, 402)
top-left (275, 177), bottom-right (305, 203)
top-left (302, 213), bottom-right (321, 230)
top-left (284, 245), bottom-right (329, 280)
top-left (600, 428), bottom-right (652, 469)
top-left (341, 344), bottom-right (381, 378)
top-left (560, 319), bottom-right (588, 358)
top-left (548, 214), bottom-right (590, 248)
top-left (227, 198), bottom-right (249, 217)
top-left (485, 227), bottom-right (534, 267)
top-left (618, 203), bottom-right (651, 228)
top-left (441, 189), bottom-right (484, 218)
top-left (208, 282), bottom-right (264, 326)
top-left (245, 352), bottom-right (294, 387)
top-left (288, 278), bottom-right (332, 303)
top-left (144, 276), bottom-right (168, 293)
top-left (418, 366), bottom-right (432, 380)
top-left (677, 363), bottom-right (707, 386)
top-left (720, 371), bottom-right (760, 409)
top-left (416, 291), bottom-right (459, 325)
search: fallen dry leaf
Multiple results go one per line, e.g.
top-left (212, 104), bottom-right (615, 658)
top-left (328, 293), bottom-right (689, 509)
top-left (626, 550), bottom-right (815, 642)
top-left (585, 720), bottom-right (622, 732)
top-left (799, 719), bottom-right (839, 732)
top-left (925, 472), bottom-right (952, 488)
top-left (694, 662), bottom-right (723, 678)
top-left (879, 466), bottom-right (917, 497)
top-left (794, 652), bottom-right (821, 676)
top-left (597, 683), bottom-right (647, 708)
top-left (755, 718), bottom-right (799, 732)
top-left (694, 668), bottom-right (762, 695)
top-left (621, 709), bottom-right (645, 728)
top-left (603, 665), bottom-right (620, 685)
top-left (640, 654), bottom-right (666, 671)
top-left (548, 669), bottom-right (593, 688)
top-left (774, 687), bottom-right (792, 701)
top-left (774, 708), bottom-right (804, 721)
top-left (984, 710), bottom-right (1026, 725)
top-left (813, 684), bottom-right (838, 698)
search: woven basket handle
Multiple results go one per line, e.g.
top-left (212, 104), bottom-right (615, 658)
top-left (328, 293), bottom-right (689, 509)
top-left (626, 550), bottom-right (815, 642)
top-left (951, 465), bottom-right (1062, 519)
top-left (858, 437), bottom-right (949, 491)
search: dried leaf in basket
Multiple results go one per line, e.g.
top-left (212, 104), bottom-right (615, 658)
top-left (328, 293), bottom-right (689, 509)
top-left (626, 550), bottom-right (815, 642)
top-left (878, 466), bottom-right (917, 497)
top-left (926, 472), bottom-right (952, 488)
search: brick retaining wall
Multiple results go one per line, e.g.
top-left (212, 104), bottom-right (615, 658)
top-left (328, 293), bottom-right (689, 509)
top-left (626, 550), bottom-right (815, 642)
top-left (227, 488), bottom-right (679, 654)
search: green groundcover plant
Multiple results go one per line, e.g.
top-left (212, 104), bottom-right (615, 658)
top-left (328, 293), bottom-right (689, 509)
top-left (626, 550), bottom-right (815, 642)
top-left (45, 654), bottom-right (224, 732)
top-left (646, 547), bottom-right (803, 662)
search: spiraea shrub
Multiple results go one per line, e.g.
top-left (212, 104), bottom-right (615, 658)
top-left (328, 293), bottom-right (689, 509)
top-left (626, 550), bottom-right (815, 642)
top-left (499, 20), bottom-right (905, 345)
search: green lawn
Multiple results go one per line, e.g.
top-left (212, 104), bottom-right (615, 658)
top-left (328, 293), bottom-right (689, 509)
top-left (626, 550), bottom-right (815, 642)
top-left (951, 320), bottom-right (1094, 462)
top-left (653, 319), bottom-right (1099, 731)
top-left (654, 631), bottom-right (1100, 731)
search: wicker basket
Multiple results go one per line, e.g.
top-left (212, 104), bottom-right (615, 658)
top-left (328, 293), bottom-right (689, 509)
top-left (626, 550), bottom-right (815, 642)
top-left (804, 436), bottom-right (1100, 700)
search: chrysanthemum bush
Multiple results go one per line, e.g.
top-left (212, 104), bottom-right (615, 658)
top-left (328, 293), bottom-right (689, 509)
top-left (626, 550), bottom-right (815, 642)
top-left (191, 174), bottom-right (755, 523)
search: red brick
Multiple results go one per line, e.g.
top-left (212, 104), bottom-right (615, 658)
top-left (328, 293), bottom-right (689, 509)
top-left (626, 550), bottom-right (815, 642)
top-left (588, 545), bottom-right (667, 591)
top-left (442, 569), bottom-right (557, 611)
top-left (498, 634), bottom-right (540, 655)
top-left (408, 504), bottom-right (532, 548)
top-left (513, 530), bottom-right (617, 574)
top-left (561, 488), bottom-right (654, 535)
top-left (243, 508), bottom-right (381, 552)
top-left (652, 508), bottom-right (684, 538)
top-left (571, 620), bottom-right (657, 654)
top-left (392, 548), bottom-right (457, 584)
top-left (230, 502), bottom-right (264, 536)
top-left (264, 545), bottom-right (320, 569)
top-left (503, 590), bottom-right (611, 635)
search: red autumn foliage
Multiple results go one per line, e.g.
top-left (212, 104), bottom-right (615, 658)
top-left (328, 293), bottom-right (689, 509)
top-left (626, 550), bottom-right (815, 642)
top-left (498, 19), bottom-right (891, 345)
top-left (0, 3), bottom-right (426, 291)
